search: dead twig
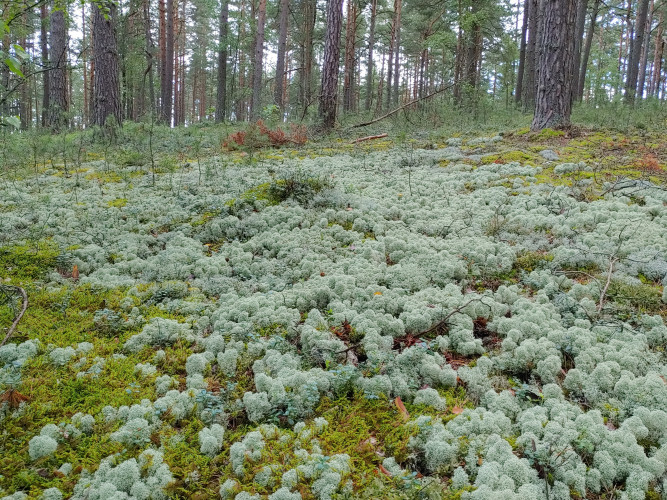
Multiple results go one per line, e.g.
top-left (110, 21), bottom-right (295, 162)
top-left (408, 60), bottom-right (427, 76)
top-left (350, 133), bottom-right (388, 144)
top-left (0, 285), bottom-right (28, 348)
top-left (418, 297), bottom-right (490, 337)
top-left (597, 257), bottom-right (618, 314)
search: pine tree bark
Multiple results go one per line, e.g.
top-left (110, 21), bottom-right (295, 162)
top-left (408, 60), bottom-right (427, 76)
top-left (143, 0), bottom-right (156, 116)
top-left (392, 0), bottom-right (402, 106)
top-left (636, 0), bottom-right (654, 100)
top-left (531, 0), bottom-right (577, 131)
top-left (161, 0), bottom-right (174, 124)
top-left (274, 0), bottom-right (289, 112)
top-left (625, 0), bottom-right (650, 103)
top-left (571, 0), bottom-right (589, 104)
top-left (343, 0), bottom-right (357, 112)
top-left (577, 0), bottom-right (600, 100)
top-left (365, 0), bottom-right (376, 111)
top-left (216, 0), bottom-right (229, 122)
top-left (40, 2), bottom-right (50, 127)
top-left (48, 5), bottom-right (68, 130)
top-left (515, 0), bottom-right (530, 103)
top-left (650, 12), bottom-right (663, 96)
top-left (251, 0), bottom-right (267, 120)
top-left (92, 0), bottom-right (121, 128)
top-left (523, 0), bottom-right (539, 109)
top-left (318, 0), bottom-right (344, 131)
top-left (386, 0), bottom-right (400, 109)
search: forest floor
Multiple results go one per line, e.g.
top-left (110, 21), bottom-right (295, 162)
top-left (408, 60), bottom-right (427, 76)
top-left (1, 122), bottom-right (667, 500)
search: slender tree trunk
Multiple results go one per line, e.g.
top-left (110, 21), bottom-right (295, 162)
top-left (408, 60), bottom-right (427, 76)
top-left (463, 1), bottom-right (482, 106)
top-left (523, 0), bottom-right (539, 109)
top-left (82, 3), bottom-right (88, 126)
top-left (571, 0), bottom-right (589, 104)
top-left (318, 0), bottom-right (344, 130)
top-left (92, 0), bottom-right (121, 128)
top-left (301, 0), bottom-right (315, 111)
top-left (376, 48), bottom-right (385, 111)
top-left (636, 0), bottom-right (654, 100)
top-left (216, 0), bottom-right (229, 122)
top-left (650, 13), bottom-right (664, 96)
top-left (48, 5), bottom-right (68, 130)
top-left (143, 0), bottom-right (156, 116)
top-left (40, 2), bottom-right (50, 127)
top-left (251, 0), bottom-right (267, 119)
top-left (365, 0), bottom-right (376, 111)
top-left (392, 0), bottom-right (402, 106)
top-left (578, 0), bottom-right (600, 100)
top-left (625, 0), bottom-right (650, 103)
top-left (531, 0), bottom-right (577, 131)
top-left (161, 0), bottom-right (174, 124)
top-left (159, 0), bottom-right (166, 116)
top-left (274, 0), bottom-right (289, 112)
top-left (343, 0), bottom-right (357, 112)
top-left (19, 14), bottom-right (28, 130)
top-left (386, 0), bottom-right (401, 109)
top-left (515, 0), bottom-right (530, 103)
top-left (453, 0), bottom-right (464, 104)
top-left (236, 0), bottom-right (246, 120)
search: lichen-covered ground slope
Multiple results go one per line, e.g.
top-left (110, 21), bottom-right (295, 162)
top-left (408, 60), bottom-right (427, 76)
top-left (1, 130), bottom-right (667, 500)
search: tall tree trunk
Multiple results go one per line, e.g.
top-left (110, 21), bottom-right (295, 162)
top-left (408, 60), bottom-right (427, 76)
top-left (318, 0), bottom-right (344, 131)
top-left (161, 0), bottom-right (174, 124)
top-left (531, 0), bottom-right (577, 131)
top-left (386, 0), bottom-right (399, 108)
top-left (216, 0), bottom-right (229, 122)
top-left (376, 48), bottom-right (385, 111)
top-left (650, 13), bottom-right (664, 96)
top-left (523, 0), bottom-right (539, 109)
top-left (48, 5), bottom-right (68, 130)
top-left (251, 0), bottom-right (267, 120)
top-left (343, 0), bottom-right (357, 112)
top-left (159, 0), bottom-right (166, 117)
top-left (274, 0), bottom-right (289, 112)
top-left (625, 0), bottom-right (650, 103)
top-left (515, 0), bottom-right (530, 103)
top-left (571, 0), bottom-right (589, 104)
top-left (365, 0), bottom-right (376, 111)
top-left (19, 14), bottom-right (28, 130)
top-left (636, 0), bottom-right (654, 100)
top-left (143, 0), bottom-right (156, 116)
top-left (40, 2), bottom-right (50, 127)
top-left (463, 0), bottom-right (482, 106)
top-left (92, 0), bottom-right (121, 128)
top-left (236, 0), bottom-right (246, 120)
top-left (179, 1), bottom-right (186, 124)
top-left (577, 0), bottom-right (600, 100)
top-left (299, 0), bottom-right (316, 112)
top-left (82, 3), bottom-right (88, 126)
top-left (392, 0), bottom-right (402, 106)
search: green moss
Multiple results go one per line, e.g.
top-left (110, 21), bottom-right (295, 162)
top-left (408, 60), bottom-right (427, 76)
top-left (107, 198), bottom-right (127, 208)
top-left (481, 150), bottom-right (538, 165)
top-left (0, 241), bottom-right (60, 281)
top-left (514, 251), bottom-right (554, 273)
top-left (532, 128), bottom-right (565, 140)
top-left (607, 280), bottom-right (666, 316)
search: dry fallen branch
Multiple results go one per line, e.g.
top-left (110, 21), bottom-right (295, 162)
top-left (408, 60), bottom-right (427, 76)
top-left (350, 82), bottom-right (457, 129)
top-left (417, 297), bottom-right (490, 337)
top-left (350, 133), bottom-right (388, 144)
top-left (597, 257), bottom-right (618, 314)
top-left (0, 285), bottom-right (28, 348)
